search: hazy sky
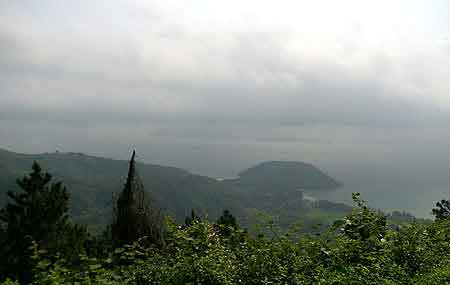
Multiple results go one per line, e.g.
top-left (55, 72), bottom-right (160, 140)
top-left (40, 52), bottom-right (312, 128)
top-left (2, 0), bottom-right (450, 179)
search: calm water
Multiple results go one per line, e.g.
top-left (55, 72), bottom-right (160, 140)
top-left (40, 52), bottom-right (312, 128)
top-left (307, 183), bottom-right (450, 218)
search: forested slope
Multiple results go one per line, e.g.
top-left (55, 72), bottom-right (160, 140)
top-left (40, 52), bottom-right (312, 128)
top-left (0, 148), bottom-right (344, 231)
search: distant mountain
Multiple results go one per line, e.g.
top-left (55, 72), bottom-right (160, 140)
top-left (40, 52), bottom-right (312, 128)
top-left (235, 161), bottom-right (341, 190)
top-left (0, 148), bottom-right (346, 232)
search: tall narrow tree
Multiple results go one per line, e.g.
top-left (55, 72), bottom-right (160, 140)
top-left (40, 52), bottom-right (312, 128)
top-left (111, 150), bottom-right (164, 247)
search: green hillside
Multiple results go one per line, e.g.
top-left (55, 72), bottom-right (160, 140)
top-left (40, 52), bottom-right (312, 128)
top-left (0, 148), bottom-right (345, 232)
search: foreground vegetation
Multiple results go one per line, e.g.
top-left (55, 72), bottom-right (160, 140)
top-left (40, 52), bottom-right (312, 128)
top-left (2, 158), bottom-right (450, 284)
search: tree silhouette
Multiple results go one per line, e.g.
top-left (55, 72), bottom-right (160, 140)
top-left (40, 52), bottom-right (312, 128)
top-left (0, 162), bottom-right (75, 282)
top-left (215, 209), bottom-right (238, 237)
top-left (111, 150), bottom-right (164, 247)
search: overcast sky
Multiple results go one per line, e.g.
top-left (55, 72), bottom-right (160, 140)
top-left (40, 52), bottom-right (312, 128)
top-left (1, 0), bottom-right (450, 179)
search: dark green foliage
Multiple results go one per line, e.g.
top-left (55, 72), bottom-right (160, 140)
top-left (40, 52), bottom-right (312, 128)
top-left (216, 210), bottom-right (237, 228)
top-left (0, 162), bottom-right (87, 282)
top-left (184, 209), bottom-right (200, 227)
top-left (390, 222), bottom-right (429, 275)
top-left (215, 209), bottom-right (238, 237)
top-left (3, 190), bottom-right (450, 284)
top-left (432, 199), bottom-right (450, 220)
top-left (111, 151), bottom-right (164, 247)
top-left (341, 192), bottom-right (387, 241)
